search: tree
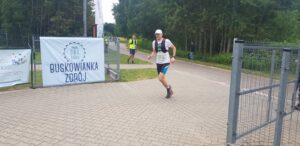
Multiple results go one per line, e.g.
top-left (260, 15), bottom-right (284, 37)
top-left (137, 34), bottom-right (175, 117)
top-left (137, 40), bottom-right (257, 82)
top-left (0, 0), bottom-right (95, 47)
top-left (104, 23), bottom-right (116, 36)
top-left (113, 0), bottom-right (300, 55)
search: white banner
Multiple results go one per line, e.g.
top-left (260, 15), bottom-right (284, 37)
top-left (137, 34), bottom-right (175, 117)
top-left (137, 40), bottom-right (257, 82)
top-left (0, 49), bottom-right (31, 88)
top-left (94, 0), bottom-right (104, 37)
top-left (40, 37), bottom-right (105, 86)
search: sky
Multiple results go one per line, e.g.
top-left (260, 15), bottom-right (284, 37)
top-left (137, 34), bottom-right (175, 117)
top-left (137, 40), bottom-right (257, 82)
top-left (102, 0), bottom-right (119, 23)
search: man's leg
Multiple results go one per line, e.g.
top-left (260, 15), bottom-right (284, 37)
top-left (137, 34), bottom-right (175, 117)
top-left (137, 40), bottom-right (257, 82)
top-left (131, 50), bottom-right (136, 64)
top-left (132, 55), bottom-right (135, 64)
top-left (127, 55), bottom-right (131, 64)
top-left (159, 73), bottom-right (169, 89)
top-left (157, 64), bottom-right (173, 98)
top-left (128, 50), bottom-right (133, 63)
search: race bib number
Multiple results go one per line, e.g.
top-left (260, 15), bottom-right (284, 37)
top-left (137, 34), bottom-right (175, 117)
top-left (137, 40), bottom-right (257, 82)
top-left (157, 52), bottom-right (166, 62)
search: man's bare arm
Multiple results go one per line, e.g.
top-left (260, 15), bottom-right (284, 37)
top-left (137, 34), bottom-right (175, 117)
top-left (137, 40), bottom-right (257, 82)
top-left (148, 49), bottom-right (156, 60)
top-left (171, 45), bottom-right (177, 58)
top-left (170, 45), bottom-right (176, 63)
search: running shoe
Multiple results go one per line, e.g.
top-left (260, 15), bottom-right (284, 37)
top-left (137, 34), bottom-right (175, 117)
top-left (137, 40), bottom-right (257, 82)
top-left (166, 85), bottom-right (174, 99)
top-left (295, 103), bottom-right (300, 111)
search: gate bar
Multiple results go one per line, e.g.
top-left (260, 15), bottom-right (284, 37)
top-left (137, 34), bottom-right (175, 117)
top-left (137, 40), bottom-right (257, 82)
top-left (273, 48), bottom-right (291, 146)
top-left (226, 38), bottom-right (244, 144)
top-left (239, 80), bottom-right (296, 96)
top-left (291, 48), bottom-right (300, 111)
top-left (266, 49), bottom-right (276, 122)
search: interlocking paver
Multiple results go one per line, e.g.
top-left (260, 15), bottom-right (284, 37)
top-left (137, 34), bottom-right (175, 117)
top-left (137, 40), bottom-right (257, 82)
top-left (0, 46), bottom-right (234, 145)
top-left (0, 142), bottom-right (11, 146)
top-left (38, 142), bottom-right (54, 146)
top-left (4, 138), bottom-right (19, 145)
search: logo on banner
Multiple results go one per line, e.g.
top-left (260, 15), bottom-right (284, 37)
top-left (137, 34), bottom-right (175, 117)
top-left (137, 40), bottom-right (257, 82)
top-left (0, 49), bottom-right (31, 88)
top-left (63, 42), bottom-right (86, 62)
top-left (49, 41), bottom-right (99, 84)
top-left (12, 53), bottom-right (27, 65)
top-left (40, 37), bottom-right (105, 86)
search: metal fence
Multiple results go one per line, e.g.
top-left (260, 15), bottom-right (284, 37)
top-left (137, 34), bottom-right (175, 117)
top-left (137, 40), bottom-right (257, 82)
top-left (227, 39), bottom-right (300, 146)
top-left (0, 33), bottom-right (33, 88)
top-left (105, 37), bottom-right (121, 81)
top-left (30, 36), bottom-right (120, 88)
top-left (0, 30), bottom-right (8, 47)
top-left (0, 30), bottom-right (30, 48)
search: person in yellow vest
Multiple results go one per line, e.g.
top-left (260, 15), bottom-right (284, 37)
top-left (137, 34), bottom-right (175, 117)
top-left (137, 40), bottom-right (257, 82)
top-left (127, 34), bottom-right (137, 64)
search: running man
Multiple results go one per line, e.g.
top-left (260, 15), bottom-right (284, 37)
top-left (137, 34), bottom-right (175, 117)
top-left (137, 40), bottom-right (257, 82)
top-left (148, 29), bottom-right (177, 98)
top-left (127, 34), bottom-right (137, 64)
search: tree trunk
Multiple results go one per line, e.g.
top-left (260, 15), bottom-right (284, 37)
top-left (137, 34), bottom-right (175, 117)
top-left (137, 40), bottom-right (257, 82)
top-left (226, 37), bottom-right (232, 53)
top-left (209, 28), bottom-right (213, 56)
top-left (222, 27), bottom-right (227, 53)
top-left (31, 0), bottom-right (34, 35)
top-left (199, 31), bottom-right (203, 54)
top-left (184, 27), bottom-right (188, 51)
top-left (203, 32), bottom-right (207, 55)
top-left (219, 30), bottom-right (224, 54)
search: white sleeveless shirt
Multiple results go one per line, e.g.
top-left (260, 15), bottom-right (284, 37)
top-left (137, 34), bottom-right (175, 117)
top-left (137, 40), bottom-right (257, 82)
top-left (152, 39), bottom-right (173, 64)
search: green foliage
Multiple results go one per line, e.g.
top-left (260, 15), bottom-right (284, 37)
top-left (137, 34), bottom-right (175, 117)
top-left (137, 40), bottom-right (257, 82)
top-left (137, 38), bottom-right (152, 52)
top-left (205, 53), bottom-right (232, 65)
top-left (0, 0), bottom-right (95, 47)
top-left (113, 0), bottom-right (300, 56)
top-left (104, 23), bottom-right (116, 36)
top-left (137, 38), bottom-right (233, 65)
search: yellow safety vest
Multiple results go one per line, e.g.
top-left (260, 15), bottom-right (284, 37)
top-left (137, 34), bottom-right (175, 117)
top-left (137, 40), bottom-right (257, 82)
top-left (129, 39), bottom-right (137, 49)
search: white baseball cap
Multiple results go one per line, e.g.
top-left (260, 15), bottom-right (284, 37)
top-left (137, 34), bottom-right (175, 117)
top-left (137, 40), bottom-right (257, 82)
top-left (155, 29), bottom-right (163, 34)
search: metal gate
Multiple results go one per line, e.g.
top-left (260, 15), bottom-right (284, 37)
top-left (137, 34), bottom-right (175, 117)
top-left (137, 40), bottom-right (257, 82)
top-left (227, 39), bottom-right (300, 146)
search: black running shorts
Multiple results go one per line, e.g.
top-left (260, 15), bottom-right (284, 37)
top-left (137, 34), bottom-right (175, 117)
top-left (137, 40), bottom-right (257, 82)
top-left (156, 63), bottom-right (170, 75)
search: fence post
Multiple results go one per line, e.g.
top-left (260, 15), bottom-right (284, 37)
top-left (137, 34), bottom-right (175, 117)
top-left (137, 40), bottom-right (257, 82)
top-left (30, 38), bottom-right (34, 89)
top-left (266, 49), bottom-right (276, 122)
top-left (5, 32), bottom-right (8, 47)
top-left (291, 48), bottom-right (300, 110)
top-left (116, 37), bottom-right (120, 80)
top-left (31, 35), bottom-right (36, 89)
top-left (226, 38), bottom-right (244, 144)
top-left (273, 48), bottom-right (291, 146)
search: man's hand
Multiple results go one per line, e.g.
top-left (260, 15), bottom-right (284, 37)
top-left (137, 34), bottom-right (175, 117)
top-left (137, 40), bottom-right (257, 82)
top-left (171, 57), bottom-right (176, 63)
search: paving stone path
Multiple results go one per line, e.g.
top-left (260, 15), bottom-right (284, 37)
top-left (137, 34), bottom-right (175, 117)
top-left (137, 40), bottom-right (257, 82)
top-left (0, 44), bottom-right (231, 146)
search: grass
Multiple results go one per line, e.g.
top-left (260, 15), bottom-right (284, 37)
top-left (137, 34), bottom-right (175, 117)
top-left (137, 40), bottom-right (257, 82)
top-left (35, 51), bottom-right (41, 64)
top-left (120, 53), bottom-right (149, 64)
top-left (176, 57), bottom-right (231, 70)
top-left (0, 69), bottom-right (157, 92)
top-left (0, 71), bottom-right (43, 92)
top-left (120, 68), bottom-right (157, 82)
top-left (119, 37), bottom-right (128, 44)
top-left (0, 84), bottom-right (31, 92)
